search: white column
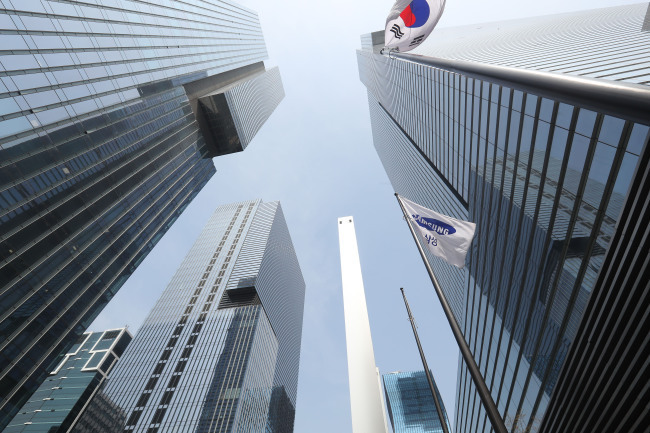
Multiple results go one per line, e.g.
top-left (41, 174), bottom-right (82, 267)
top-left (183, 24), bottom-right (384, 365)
top-left (338, 216), bottom-right (389, 433)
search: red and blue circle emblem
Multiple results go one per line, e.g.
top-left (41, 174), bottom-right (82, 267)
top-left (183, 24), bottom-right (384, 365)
top-left (400, 0), bottom-right (430, 28)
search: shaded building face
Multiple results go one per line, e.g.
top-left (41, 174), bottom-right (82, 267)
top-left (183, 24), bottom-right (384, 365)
top-left (0, 0), bottom-right (284, 427)
top-left (383, 371), bottom-right (450, 433)
top-left (4, 328), bottom-right (131, 433)
top-left (358, 4), bottom-right (649, 433)
top-left (75, 200), bottom-right (305, 432)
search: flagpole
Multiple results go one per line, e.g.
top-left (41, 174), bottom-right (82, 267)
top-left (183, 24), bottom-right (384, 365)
top-left (394, 193), bottom-right (509, 433)
top-left (400, 287), bottom-right (450, 433)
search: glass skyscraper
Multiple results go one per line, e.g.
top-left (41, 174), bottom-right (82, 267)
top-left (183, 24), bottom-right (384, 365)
top-left (0, 0), bottom-right (283, 427)
top-left (75, 199), bottom-right (305, 432)
top-left (358, 3), bottom-right (650, 433)
top-left (4, 328), bottom-right (132, 432)
top-left (383, 370), bottom-right (450, 433)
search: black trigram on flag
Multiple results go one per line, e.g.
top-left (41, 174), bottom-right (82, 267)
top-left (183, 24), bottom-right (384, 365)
top-left (409, 35), bottom-right (425, 47)
top-left (390, 24), bottom-right (404, 39)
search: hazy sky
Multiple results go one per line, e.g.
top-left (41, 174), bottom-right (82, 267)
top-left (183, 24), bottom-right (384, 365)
top-left (89, 0), bottom-right (638, 431)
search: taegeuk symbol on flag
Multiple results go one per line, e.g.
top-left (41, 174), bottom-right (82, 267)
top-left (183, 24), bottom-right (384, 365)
top-left (399, 196), bottom-right (476, 269)
top-left (384, 0), bottom-right (446, 52)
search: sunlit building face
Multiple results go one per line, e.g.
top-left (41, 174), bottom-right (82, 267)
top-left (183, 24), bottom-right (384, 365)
top-left (75, 200), bottom-right (304, 433)
top-left (0, 0), bottom-right (284, 428)
top-left (358, 4), bottom-right (650, 433)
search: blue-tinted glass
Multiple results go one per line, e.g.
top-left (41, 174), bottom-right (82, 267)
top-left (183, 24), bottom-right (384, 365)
top-left (599, 116), bottom-right (625, 146)
top-left (4, 330), bottom-right (131, 432)
top-left (575, 109), bottom-right (597, 137)
top-left (0, 0), bottom-right (285, 426)
top-left (627, 124), bottom-right (649, 156)
top-left (384, 371), bottom-right (451, 433)
top-left (72, 201), bottom-right (304, 432)
top-left (357, 6), bottom-right (647, 430)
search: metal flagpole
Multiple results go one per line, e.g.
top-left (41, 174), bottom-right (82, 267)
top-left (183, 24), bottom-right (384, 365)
top-left (394, 193), bottom-right (509, 433)
top-left (400, 287), bottom-right (450, 433)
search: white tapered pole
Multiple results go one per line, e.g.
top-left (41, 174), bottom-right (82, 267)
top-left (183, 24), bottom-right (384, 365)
top-left (338, 216), bottom-right (389, 433)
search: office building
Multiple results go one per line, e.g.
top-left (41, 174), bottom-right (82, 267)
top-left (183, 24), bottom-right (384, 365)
top-left (4, 328), bottom-right (132, 432)
top-left (358, 4), bottom-right (650, 433)
top-left (75, 199), bottom-right (305, 432)
top-left (0, 0), bottom-right (283, 427)
top-left (383, 370), bottom-right (450, 433)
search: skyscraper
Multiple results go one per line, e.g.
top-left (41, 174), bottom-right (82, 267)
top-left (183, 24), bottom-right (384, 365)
top-left (76, 199), bottom-right (305, 432)
top-left (4, 328), bottom-right (132, 433)
top-left (358, 4), bottom-right (650, 433)
top-left (0, 0), bottom-right (283, 426)
top-left (383, 370), bottom-right (450, 433)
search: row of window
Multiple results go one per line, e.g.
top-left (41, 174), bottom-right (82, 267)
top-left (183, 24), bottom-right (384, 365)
top-left (124, 203), bottom-right (254, 431)
top-left (359, 49), bottom-right (646, 433)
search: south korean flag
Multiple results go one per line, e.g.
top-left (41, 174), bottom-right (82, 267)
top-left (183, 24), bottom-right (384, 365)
top-left (384, 0), bottom-right (445, 53)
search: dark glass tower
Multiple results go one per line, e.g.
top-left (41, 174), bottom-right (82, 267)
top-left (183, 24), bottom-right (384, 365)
top-left (76, 199), bottom-right (305, 432)
top-left (383, 370), bottom-right (450, 433)
top-left (4, 328), bottom-right (132, 433)
top-left (358, 4), bottom-right (650, 433)
top-left (0, 0), bottom-right (284, 427)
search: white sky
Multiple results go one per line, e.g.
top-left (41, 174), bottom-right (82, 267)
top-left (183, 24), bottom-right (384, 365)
top-left (89, 0), bottom-right (641, 431)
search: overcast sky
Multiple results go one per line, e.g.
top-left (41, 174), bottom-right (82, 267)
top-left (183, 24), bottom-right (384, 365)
top-left (89, 0), bottom-right (639, 431)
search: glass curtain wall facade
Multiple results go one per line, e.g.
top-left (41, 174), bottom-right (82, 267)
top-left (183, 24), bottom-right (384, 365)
top-left (0, 0), bottom-right (284, 427)
top-left (536, 128), bottom-right (650, 433)
top-left (383, 370), bottom-right (450, 433)
top-left (4, 328), bottom-right (132, 433)
top-left (357, 4), bottom-right (650, 433)
top-left (75, 199), bottom-right (305, 433)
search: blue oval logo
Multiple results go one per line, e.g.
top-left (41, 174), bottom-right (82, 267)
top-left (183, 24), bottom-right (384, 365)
top-left (412, 214), bottom-right (456, 235)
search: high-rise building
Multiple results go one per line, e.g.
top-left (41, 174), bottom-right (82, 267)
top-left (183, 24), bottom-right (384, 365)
top-left (4, 328), bottom-right (132, 433)
top-left (75, 199), bottom-right (305, 432)
top-left (383, 370), bottom-right (450, 433)
top-left (0, 0), bottom-right (283, 426)
top-left (358, 4), bottom-right (650, 433)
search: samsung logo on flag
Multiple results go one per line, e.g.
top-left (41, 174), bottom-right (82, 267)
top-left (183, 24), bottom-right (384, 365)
top-left (412, 214), bottom-right (456, 235)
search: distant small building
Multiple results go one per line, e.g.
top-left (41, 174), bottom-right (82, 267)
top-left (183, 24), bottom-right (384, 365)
top-left (383, 370), bottom-right (450, 433)
top-left (4, 328), bottom-right (132, 433)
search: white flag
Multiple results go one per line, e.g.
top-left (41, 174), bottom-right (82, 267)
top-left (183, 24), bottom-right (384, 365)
top-left (400, 196), bottom-right (476, 268)
top-left (384, 0), bottom-right (445, 53)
